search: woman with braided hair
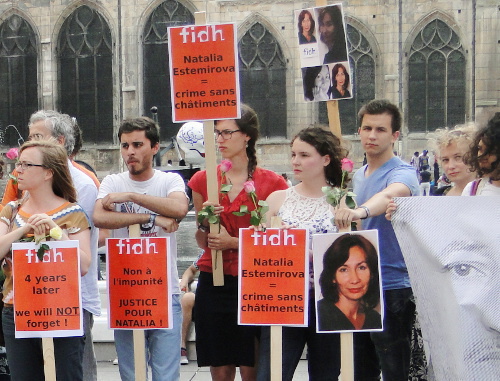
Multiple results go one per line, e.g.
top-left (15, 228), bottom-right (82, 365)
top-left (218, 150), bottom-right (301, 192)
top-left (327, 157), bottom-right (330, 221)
top-left (188, 104), bottom-right (288, 380)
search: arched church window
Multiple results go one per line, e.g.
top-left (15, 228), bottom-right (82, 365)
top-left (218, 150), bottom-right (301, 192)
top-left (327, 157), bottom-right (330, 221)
top-left (0, 15), bottom-right (38, 145)
top-left (58, 5), bottom-right (113, 142)
top-left (408, 19), bottom-right (465, 132)
top-left (143, 0), bottom-right (194, 138)
top-left (239, 22), bottom-right (287, 137)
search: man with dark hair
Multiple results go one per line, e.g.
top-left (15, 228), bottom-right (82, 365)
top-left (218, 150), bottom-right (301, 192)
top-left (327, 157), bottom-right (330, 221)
top-left (335, 99), bottom-right (420, 380)
top-left (419, 150), bottom-right (430, 171)
top-left (419, 165), bottom-right (432, 196)
top-left (93, 116), bottom-right (188, 381)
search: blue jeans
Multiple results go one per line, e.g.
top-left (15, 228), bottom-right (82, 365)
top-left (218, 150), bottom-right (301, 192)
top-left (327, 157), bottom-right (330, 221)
top-left (2, 306), bottom-right (85, 380)
top-left (114, 294), bottom-right (182, 381)
top-left (83, 309), bottom-right (97, 381)
top-left (370, 288), bottom-right (415, 381)
top-left (257, 294), bottom-right (341, 381)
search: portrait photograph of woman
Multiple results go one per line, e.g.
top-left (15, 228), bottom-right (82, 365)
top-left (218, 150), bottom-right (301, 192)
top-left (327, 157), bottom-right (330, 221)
top-left (297, 9), bottom-right (317, 44)
top-left (313, 231), bottom-right (383, 333)
top-left (302, 65), bottom-right (332, 102)
top-left (330, 62), bottom-right (352, 99)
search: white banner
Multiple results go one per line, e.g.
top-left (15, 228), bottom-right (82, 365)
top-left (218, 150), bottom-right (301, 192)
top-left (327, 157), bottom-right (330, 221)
top-left (392, 197), bottom-right (500, 381)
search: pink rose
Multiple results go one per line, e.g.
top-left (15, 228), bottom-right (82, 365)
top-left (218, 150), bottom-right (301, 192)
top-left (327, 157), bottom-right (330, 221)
top-left (220, 159), bottom-right (233, 173)
top-left (6, 148), bottom-right (18, 160)
top-left (341, 158), bottom-right (354, 173)
top-left (243, 180), bottom-right (256, 194)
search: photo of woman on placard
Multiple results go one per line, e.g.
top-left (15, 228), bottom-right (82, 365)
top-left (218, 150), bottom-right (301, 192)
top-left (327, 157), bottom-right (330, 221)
top-left (330, 63), bottom-right (351, 99)
top-left (317, 5), bottom-right (348, 64)
top-left (317, 233), bottom-right (382, 332)
top-left (302, 65), bottom-right (332, 102)
top-left (297, 9), bottom-right (317, 44)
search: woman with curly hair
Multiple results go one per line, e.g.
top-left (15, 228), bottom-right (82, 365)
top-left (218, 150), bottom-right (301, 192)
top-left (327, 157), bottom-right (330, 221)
top-left (257, 126), bottom-right (350, 380)
top-left (463, 112), bottom-right (500, 195)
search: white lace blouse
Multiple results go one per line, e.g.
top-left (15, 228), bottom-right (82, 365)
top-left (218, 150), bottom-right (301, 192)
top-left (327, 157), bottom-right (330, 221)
top-left (277, 187), bottom-right (338, 290)
top-left (277, 186), bottom-right (337, 238)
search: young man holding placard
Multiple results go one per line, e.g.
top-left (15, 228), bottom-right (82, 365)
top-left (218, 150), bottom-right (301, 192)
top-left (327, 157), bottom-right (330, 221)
top-left (93, 117), bottom-right (188, 381)
top-left (335, 100), bottom-right (420, 380)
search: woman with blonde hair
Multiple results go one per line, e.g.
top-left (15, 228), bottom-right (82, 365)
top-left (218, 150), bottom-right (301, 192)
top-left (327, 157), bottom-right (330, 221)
top-left (0, 139), bottom-right (91, 380)
top-left (431, 123), bottom-right (477, 196)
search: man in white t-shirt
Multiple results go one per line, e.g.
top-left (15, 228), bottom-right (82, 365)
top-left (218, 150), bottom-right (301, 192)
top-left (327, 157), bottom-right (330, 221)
top-left (93, 117), bottom-right (188, 381)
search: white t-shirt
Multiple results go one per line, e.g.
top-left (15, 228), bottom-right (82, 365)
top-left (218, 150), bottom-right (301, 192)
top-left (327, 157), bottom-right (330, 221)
top-left (97, 169), bottom-right (187, 294)
top-left (69, 160), bottom-right (101, 316)
top-left (462, 178), bottom-right (500, 196)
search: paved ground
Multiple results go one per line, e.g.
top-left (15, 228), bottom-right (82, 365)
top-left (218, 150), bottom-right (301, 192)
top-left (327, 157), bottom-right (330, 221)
top-left (97, 359), bottom-right (309, 380)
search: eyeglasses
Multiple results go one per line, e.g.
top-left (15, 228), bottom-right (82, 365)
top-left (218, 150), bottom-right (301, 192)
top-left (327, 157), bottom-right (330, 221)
top-left (214, 129), bottom-right (241, 140)
top-left (15, 162), bottom-right (46, 171)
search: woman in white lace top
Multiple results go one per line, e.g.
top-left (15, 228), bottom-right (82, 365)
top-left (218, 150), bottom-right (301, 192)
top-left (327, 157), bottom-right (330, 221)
top-left (257, 126), bottom-right (349, 381)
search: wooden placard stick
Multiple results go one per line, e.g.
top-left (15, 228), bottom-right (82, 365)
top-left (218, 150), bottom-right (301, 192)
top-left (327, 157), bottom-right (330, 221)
top-left (314, 1), bottom-right (353, 379)
top-left (194, 11), bottom-right (225, 286)
top-left (269, 216), bottom-right (282, 381)
top-left (129, 224), bottom-right (147, 381)
top-left (42, 337), bottom-right (56, 381)
top-left (33, 233), bottom-right (57, 381)
top-left (327, 101), bottom-right (342, 138)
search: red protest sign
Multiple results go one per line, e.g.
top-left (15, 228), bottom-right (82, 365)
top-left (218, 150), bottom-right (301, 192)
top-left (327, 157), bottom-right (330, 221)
top-left (12, 241), bottom-right (82, 338)
top-left (168, 23), bottom-right (240, 122)
top-left (238, 229), bottom-right (309, 326)
top-left (107, 237), bottom-right (171, 329)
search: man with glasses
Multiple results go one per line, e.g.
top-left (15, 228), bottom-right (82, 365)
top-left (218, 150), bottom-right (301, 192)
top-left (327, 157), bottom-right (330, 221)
top-left (1, 110), bottom-right (101, 381)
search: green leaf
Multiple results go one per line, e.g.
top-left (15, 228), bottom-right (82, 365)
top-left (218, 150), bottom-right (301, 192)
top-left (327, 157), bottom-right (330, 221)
top-left (345, 195), bottom-right (356, 210)
top-left (239, 205), bottom-right (249, 214)
top-left (232, 212), bottom-right (247, 217)
top-left (8, 174), bottom-right (18, 185)
top-left (346, 191), bottom-right (356, 197)
top-left (220, 184), bottom-right (233, 193)
top-left (259, 205), bottom-right (269, 216)
top-left (208, 215), bottom-right (219, 224)
top-left (250, 215), bottom-right (261, 227)
top-left (37, 244), bottom-right (49, 261)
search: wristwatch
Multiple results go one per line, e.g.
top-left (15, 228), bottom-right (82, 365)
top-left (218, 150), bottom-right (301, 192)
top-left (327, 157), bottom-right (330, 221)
top-left (358, 205), bottom-right (370, 219)
top-left (197, 224), bottom-right (209, 233)
top-left (141, 214), bottom-right (157, 231)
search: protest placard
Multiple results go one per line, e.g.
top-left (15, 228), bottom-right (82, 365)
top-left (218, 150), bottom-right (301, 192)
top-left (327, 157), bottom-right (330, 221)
top-left (295, 3), bottom-right (352, 103)
top-left (393, 197), bottom-right (500, 380)
top-left (238, 228), bottom-right (308, 326)
top-left (312, 231), bottom-right (383, 333)
top-left (12, 241), bottom-right (82, 338)
top-left (107, 237), bottom-right (171, 330)
top-left (168, 22), bottom-right (240, 122)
